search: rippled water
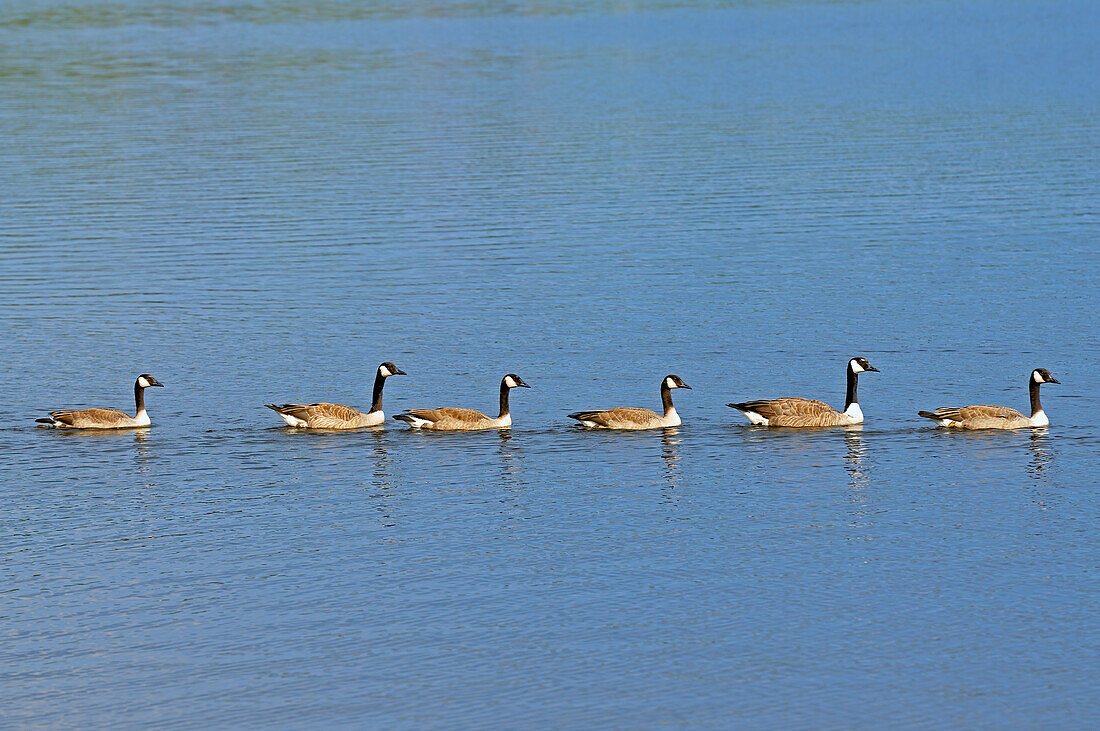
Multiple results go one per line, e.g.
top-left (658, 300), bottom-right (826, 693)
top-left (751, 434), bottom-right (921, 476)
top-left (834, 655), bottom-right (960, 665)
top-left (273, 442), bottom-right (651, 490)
top-left (2, 0), bottom-right (1099, 726)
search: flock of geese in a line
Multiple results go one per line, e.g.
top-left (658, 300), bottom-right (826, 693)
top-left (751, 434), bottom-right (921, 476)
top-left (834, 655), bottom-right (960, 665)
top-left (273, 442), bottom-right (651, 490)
top-left (35, 358), bottom-right (1061, 432)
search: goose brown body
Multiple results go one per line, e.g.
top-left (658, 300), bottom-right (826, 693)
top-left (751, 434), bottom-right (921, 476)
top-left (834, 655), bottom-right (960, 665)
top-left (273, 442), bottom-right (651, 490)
top-left (399, 407), bottom-right (501, 430)
top-left (918, 368), bottom-right (1059, 429)
top-left (567, 406), bottom-right (669, 430)
top-left (36, 374), bottom-right (164, 429)
top-left (568, 375), bottom-right (691, 430)
top-left (265, 401), bottom-right (383, 429)
top-left (731, 397), bottom-right (857, 428)
top-left (265, 362), bottom-right (405, 429)
top-left (43, 407), bottom-right (147, 429)
top-left (918, 405), bottom-right (1033, 429)
top-left (394, 374), bottom-right (530, 431)
top-left (728, 357), bottom-right (878, 428)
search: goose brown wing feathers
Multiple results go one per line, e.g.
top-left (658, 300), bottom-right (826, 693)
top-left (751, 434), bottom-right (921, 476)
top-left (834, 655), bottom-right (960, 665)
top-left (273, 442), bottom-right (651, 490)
top-left (48, 408), bottom-right (132, 428)
top-left (732, 398), bottom-right (849, 427)
top-left (937, 405), bottom-right (1026, 422)
top-left (920, 404), bottom-right (1030, 428)
top-left (266, 403), bottom-right (312, 421)
top-left (406, 407), bottom-right (490, 423)
top-left (267, 402), bottom-right (366, 428)
top-left (568, 407), bottom-right (663, 429)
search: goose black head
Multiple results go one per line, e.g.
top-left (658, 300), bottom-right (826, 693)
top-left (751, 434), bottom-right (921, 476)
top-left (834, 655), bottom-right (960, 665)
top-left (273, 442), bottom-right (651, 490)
top-left (663, 374), bottom-right (691, 390)
top-left (848, 357), bottom-right (879, 374)
top-left (503, 374), bottom-right (531, 389)
top-left (1032, 368), bottom-right (1059, 385)
top-left (136, 374), bottom-right (164, 388)
top-left (378, 362), bottom-right (406, 377)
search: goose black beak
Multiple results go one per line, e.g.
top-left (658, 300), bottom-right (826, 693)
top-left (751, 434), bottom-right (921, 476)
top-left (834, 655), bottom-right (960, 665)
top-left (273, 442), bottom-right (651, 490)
top-left (150, 379), bottom-right (165, 387)
top-left (866, 365), bottom-right (880, 373)
top-left (394, 369), bottom-right (407, 376)
top-left (680, 383), bottom-right (692, 389)
top-left (1048, 376), bottom-right (1060, 384)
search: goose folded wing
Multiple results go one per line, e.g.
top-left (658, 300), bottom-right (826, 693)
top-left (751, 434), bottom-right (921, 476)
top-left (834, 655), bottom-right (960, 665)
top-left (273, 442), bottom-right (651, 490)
top-left (935, 405), bottom-right (1026, 422)
top-left (305, 403), bottom-right (363, 421)
top-left (572, 407), bottom-right (662, 428)
top-left (740, 398), bottom-right (850, 427)
top-left (50, 408), bottom-right (130, 427)
top-left (405, 407), bottom-right (488, 423)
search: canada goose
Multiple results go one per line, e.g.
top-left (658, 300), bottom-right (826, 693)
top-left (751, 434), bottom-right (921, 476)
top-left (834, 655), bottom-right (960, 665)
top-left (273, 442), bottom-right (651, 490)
top-left (36, 374), bottom-right (164, 429)
top-left (568, 374), bottom-right (691, 430)
top-left (394, 373), bottom-right (531, 430)
top-left (265, 362), bottom-right (406, 429)
top-left (918, 368), bottom-right (1060, 429)
top-left (728, 357), bottom-right (879, 427)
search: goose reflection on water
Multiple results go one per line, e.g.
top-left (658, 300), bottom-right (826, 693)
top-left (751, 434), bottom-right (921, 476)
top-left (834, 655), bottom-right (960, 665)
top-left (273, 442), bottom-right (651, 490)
top-left (46, 425), bottom-right (155, 471)
top-left (369, 428), bottom-right (394, 485)
top-left (497, 428), bottom-right (522, 485)
top-left (660, 427), bottom-right (682, 493)
top-left (132, 429), bottom-right (153, 474)
top-left (48, 425), bottom-right (151, 439)
top-left (839, 426), bottom-right (878, 538)
top-left (843, 426), bottom-right (869, 491)
top-left (363, 430), bottom-right (400, 528)
top-left (924, 422), bottom-right (1058, 484)
top-left (1026, 428), bottom-right (1053, 481)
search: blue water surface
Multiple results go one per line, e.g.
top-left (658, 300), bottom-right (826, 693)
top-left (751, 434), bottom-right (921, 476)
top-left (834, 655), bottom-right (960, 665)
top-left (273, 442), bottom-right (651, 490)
top-left (1, 0), bottom-right (1098, 726)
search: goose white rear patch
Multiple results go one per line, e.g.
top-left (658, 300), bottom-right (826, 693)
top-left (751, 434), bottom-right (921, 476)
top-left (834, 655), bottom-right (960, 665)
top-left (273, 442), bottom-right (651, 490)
top-left (743, 410), bottom-right (769, 425)
top-left (279, 412), bottom-right (307, 427)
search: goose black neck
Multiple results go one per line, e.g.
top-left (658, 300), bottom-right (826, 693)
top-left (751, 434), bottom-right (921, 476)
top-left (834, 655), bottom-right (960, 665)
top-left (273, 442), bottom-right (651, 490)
top-left (370, 369), bottom-right (386, 413)
top-left (499, 380), bottom-right (511, 419)
top-left (134, 380), bottom-right (146, 414)
top-left (1029, 376), bottom-right (1043, 417)
top-left (845, 366), bottom-right (859, 411)
top-left (661, 381), bottom-right (675, 416)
